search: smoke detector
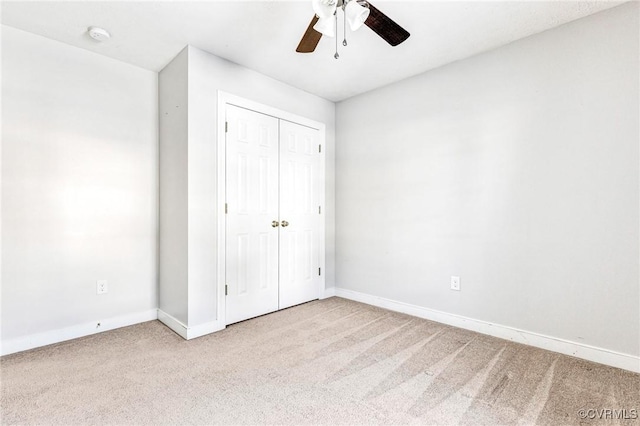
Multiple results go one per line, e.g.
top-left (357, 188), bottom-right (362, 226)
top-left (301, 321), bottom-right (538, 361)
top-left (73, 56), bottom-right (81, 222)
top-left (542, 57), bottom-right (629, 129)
top-left (88, 26), bottom-right (111, 42)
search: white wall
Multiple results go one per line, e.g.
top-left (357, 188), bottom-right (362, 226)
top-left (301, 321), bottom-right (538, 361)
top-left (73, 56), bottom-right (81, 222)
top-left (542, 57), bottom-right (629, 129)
top-left (159, 46), bottom-right (335, 328)
top-left (158, 48), bottom-right (189, 325)
top-left (1, 26), bottom-right (159, 349)
top-left (336, 3), bottom-right (639, 357)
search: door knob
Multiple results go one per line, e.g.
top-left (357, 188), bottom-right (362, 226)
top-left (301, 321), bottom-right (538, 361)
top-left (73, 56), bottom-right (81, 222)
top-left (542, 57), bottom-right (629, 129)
top-left (281, 220), bottom-right (289, 227)
top-left (271, 220), bottom-right (279, 228)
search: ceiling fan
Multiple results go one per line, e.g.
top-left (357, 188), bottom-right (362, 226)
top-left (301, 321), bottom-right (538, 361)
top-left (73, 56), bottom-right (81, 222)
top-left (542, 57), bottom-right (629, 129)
top-left (296, 0), bottom-right (410, 58)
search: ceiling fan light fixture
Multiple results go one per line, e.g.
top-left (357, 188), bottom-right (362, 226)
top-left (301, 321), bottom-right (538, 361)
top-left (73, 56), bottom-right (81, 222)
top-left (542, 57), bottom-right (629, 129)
top-left (312, 0), bottom-right (337, 19)
top-left (296, 0), bottom-right (410, 56)
top-left (313, 16), bottom-right (336, 38)
top-left (345, 0), bottom-right (370, 31)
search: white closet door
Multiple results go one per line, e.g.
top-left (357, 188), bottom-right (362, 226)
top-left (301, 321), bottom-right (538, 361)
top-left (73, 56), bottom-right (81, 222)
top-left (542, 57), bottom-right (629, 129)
top-left (225, 105), bottom-right (280, 324)
top-left (278, 120), bottom-right (321, 309)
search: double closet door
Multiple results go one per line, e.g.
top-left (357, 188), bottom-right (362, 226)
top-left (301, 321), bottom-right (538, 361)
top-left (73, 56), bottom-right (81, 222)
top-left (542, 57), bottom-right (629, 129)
top-left (225, 104), bottom-right (322, 325)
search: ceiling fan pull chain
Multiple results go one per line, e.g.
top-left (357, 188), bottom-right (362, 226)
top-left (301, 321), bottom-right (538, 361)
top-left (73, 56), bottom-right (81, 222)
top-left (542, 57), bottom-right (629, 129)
top-left (334, 11), bottom-right (340, 59)
top-left (343, 2), bottom-right (348, 46)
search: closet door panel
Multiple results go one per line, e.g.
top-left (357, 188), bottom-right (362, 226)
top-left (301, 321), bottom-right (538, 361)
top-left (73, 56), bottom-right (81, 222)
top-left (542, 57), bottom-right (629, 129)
top-left (279, 120), bottom-right (321, 309)
top-left (225, 105), bottom-right (280, 324)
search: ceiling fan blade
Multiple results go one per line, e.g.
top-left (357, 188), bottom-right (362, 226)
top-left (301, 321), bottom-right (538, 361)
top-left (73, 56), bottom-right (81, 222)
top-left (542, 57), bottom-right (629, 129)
top-left (363, 1), bottom-right (410, 46)
top-left (296, 15), bottom-right (323, 53)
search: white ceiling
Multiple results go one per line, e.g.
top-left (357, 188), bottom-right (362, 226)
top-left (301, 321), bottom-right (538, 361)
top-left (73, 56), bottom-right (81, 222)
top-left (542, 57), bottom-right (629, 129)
top-left (1, 0), bottom-right (625, 101)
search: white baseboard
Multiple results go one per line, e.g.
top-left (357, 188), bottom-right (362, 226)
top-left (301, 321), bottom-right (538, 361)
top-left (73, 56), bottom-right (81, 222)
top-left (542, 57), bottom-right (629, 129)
top-left (157, 309), bottom-right (188, 339)
top-left (1, 309), bottom-right (158, 356)
top-left (187, 319), bottom-right (225, 339)
top-left (157, 309), bottom-right (225, 340)
top-left (334, 288), bottom-right (640, 373)
top-left (321, 286), bottom-right (336, 299)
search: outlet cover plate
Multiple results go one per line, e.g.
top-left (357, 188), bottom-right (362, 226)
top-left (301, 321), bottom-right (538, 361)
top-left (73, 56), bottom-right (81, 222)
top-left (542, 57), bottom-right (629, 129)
top-left (97, 280), bottom-right (108, 295)
top-left (451, 276), bottom-right (460, 291)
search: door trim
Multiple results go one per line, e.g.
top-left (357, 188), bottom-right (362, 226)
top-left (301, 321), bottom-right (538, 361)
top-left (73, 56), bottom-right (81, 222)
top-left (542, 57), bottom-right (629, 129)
top-left (216, 91), bottom-right (326, 328)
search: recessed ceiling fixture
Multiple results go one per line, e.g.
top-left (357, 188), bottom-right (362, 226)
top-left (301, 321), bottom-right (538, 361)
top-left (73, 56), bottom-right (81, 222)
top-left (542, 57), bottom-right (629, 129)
top-left (87, 26), bottom-right (111, 42)
top-left (296, 0), bottom-right (410, 59)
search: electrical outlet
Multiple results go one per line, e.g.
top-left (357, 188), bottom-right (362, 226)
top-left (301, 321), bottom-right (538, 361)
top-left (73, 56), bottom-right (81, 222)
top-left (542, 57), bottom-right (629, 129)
top-left (451, 276), bottom-right (461, 291)
top-left (96, 280), bottom-right (108, 295)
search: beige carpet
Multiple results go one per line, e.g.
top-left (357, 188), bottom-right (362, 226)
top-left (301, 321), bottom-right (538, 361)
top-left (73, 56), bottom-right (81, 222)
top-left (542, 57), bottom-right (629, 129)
top-left (1, 297), bottom-right (638, 425)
